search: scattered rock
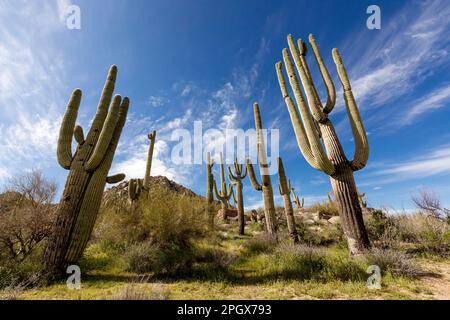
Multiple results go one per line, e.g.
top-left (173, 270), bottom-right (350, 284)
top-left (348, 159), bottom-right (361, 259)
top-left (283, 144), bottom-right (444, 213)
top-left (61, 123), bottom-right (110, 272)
top-left (328, 216), bottom-right (341, 225)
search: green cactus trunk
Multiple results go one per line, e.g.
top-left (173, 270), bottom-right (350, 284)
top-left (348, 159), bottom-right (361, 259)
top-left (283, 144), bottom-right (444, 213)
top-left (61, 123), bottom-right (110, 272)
top-left (43, 66), bottom-right (129, 276)
top-left (143, 131), bottom-right (156, 190)
top-left (247, 103), bottom-right (277, 237)
top-left (206, 152), bottom-right (215, 228)
top-left (213, 153), bottom-right (233, 221)
top-left (277, 157), bottom-right (299, 244)
top-left (321, 120), bottom-right (370, 254)
top-left (228, 158), bottom-right (247, 235)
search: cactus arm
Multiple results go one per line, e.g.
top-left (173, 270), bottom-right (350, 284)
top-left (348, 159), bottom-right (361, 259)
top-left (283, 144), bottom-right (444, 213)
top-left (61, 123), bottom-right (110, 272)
top-left (277, 157), bottom-right (288, 192)
top-left (332, 49), bottom-right (369, 171)
top-left (226, 183), bottom-right (233, 199)
top-left (213, 178), bottom-right (223, 200)
top-left (83, 65), bottom-right (117, 152)
top-left (279, 51), bottom-right (335, 175)
top-left (74, 125), bottom-right (85, 145)
top-left (85, 95), bottom-right (121, 171)
top-left (276, 62), bottom-right (318, 170)
top-left (57, 89), bottom-right (82, 169)
top-left (143, 130), bottom-right (156, 189)
top-left (287, 34), bottom-right (326, 123)
top-left (228, 166), bottom-right (238, 182)
top-left (230, 185), bottom-right (236, 203)
top-left (246, 159), bottom-right (262, 191)
top-left (241, 164), bottom-right (247, 179)
top-left (309, 34), bottom-right (336, 114)
top-left (106, 173), bottom-right (125, 184)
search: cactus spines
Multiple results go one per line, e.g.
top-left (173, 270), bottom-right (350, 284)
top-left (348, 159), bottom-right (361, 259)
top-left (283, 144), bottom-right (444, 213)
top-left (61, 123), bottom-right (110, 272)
top-left (228, 158), bottom-right (247, 235)
top-left (205, 152), bottom-right (215, 227)
top-left (213, 152), bottom-right (233, 220)
top-left (246, 103), bottom-right (277, 237)
top-left (277, 157), bottom-right (299, 243)
top-left (44, 65), bottom-right (129, 275)
top-left (276, 34), bottom-right (371, 255)
top-left (143, 130), bottom-right (156, 190)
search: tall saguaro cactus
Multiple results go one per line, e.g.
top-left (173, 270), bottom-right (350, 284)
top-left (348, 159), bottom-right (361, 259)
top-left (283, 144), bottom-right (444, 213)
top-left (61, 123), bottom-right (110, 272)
top-left (44, 66), bottom-right (129, 275)
top-left (275, 34), bottom-right (370, 255)
top-left (277, 157), bottom-right (299, 243)
top-left (206, 152), bottom-right (215, 227)
top-left (213, 152), bottom-right (233, 220)
top-left (246, 103), bottom-right (277, 237)
top-left (143, 130), bottom-right (156, 190)
top-left (228, 158), bottom-right (248, 235)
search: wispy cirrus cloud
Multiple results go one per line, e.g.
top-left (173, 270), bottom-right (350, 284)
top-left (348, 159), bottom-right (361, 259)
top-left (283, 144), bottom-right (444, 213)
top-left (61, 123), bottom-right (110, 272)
top-left (0, 0), bottom-right (70, 183)
top-left (401, 84), bottom-right (450, 125)
top-left (361, 145), bottom-right (450, 187)
top-left (333, 0), bottom-right (450, 131)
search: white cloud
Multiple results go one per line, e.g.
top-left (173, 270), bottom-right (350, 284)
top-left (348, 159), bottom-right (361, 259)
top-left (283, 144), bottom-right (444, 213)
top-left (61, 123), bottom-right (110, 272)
top-left (334, 0), bottom-right (450, 124)
top-left (147, 95), bottom-right (168, 107)
top-left (402, 84), bottom-right (450, 124)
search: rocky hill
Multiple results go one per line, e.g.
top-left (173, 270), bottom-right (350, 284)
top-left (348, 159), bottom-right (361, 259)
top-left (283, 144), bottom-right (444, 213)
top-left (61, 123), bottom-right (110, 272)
top-left (103, 175), bottom-right (201, 200)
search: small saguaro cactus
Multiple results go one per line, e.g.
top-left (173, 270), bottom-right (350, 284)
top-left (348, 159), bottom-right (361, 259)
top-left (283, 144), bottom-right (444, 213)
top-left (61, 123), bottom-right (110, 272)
top-left (213, 152), bottom-right (233, 220)
top-left (128, 178), bottom-right (143, 202)
top-left (358, 192), bottom-right (367, 209)
top-left (277, 157), bottom-right (300, 243)
top-left (275, 34), bottom-right (371, 255)
top-left (143, 130), bottom-right (156, 190)
top-left (228, 158), bottom-right (248, 235)
top-left (246, 103), bottom-right (277, 237)
top-left (44, 65), bottom-right (129, 275)
top-left (291, 187), bottom-right (304, 209)
top-left (205, 152), bottom-right (215, 227)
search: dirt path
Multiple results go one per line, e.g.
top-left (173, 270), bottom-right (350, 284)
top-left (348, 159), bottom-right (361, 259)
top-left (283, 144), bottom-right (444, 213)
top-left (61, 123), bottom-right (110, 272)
top-left (418, 261), bottom-right (450, 299)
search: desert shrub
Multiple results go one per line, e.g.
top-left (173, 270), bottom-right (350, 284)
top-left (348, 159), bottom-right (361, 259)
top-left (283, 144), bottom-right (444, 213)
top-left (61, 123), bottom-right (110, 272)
top-left (110, 283), bottom-right (169, 300)
top-left (242, 233), bottom-right (277, 254)
top-left (412, 188), bottom-right (450, 222)
top-left (125, 241), bottom-right (195, 275)
top-left (366, 211), bottom-right (450, 256)
top-left (255, 244), bottom-right (366, 282)
top-left (364, 248), bottom-right (420, 277)
top-left (296, 221), bottom-right (344, 246)
top-left (94, 185), bottom-right (208, 248)
top-left (0, 170), bottom-right (56, 261)
top-left (308, 199), bottom-right (339, 217)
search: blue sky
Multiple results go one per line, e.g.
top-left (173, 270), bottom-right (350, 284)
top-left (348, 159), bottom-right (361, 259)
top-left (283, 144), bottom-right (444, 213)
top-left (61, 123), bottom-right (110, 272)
top-left (1, 0), bottom-right (450, 210)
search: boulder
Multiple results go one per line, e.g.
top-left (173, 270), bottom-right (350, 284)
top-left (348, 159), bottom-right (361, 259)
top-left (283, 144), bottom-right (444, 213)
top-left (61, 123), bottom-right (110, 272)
top-left (328, 216), bottom-right (341, 225)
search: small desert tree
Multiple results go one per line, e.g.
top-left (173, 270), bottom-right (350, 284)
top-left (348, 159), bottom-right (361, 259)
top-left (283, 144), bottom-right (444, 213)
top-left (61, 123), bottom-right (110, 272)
top-left (0, 170), bottom-right (57, 261)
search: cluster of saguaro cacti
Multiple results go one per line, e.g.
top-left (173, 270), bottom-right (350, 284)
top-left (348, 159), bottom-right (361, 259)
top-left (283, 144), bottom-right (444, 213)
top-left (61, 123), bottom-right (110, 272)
top-left (246, 103), bottom-right (277, 237)
top-left (127, 131), bottom-right (156, 202)
top-left (213, 152), bottom-right (234, 220)
top-left (277, 157), bottom-right (300, 243)
top-left (44, 65), bottom-right (129, 275)
top-left (276, 34), bottom-right (370, 255)
top-left (228, 158), bottom-right (248, 235)
top-left (291, 187), bottom-right (304, 209)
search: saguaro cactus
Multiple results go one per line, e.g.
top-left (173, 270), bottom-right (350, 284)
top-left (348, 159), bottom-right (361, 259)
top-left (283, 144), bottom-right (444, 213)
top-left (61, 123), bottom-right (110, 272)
top-left (206, 152), bottom-right (215, 227)
top-left (213, 152), bottom-right (233, 220)
top-left (277, 157), bottom-right (299, 243)
top-left (128, 178), bottom-right (143, 202)
top-left (228, 158), bottom-right (248, 235)
top-left (291, 187), bottom-right (304, 209)
top-left (143, 130), bottom-right (156, 190)
top-left (246, 103), bottom-right (277, 237)
top-left (275, 34), bottom-right (370, 255)
top-left (44, 65), bottom-right (129, 274)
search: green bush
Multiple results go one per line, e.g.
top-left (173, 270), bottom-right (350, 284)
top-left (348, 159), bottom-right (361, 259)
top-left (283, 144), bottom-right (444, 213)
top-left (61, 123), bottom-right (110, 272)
top-left (242, 233), bottom-right (277, 255)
